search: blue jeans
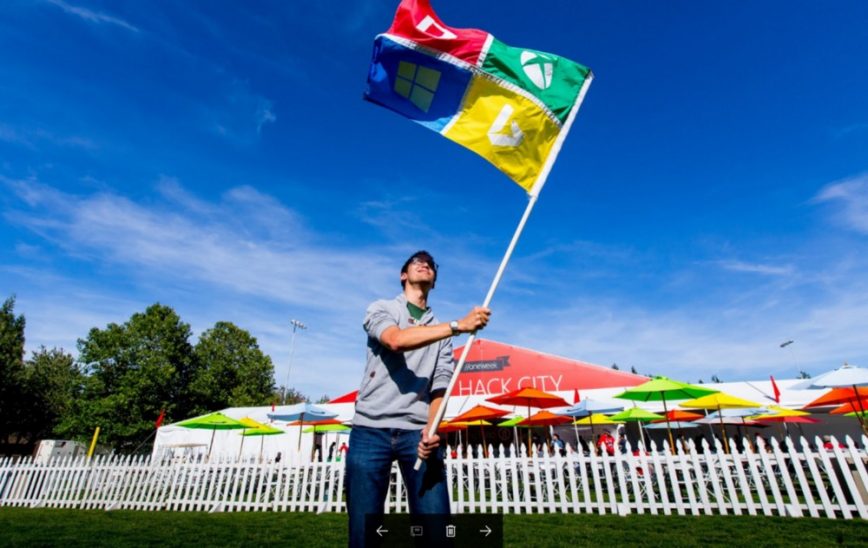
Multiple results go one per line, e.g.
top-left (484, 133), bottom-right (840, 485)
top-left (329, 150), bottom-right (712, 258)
top-left (346, 425), bottom-right (450, 547)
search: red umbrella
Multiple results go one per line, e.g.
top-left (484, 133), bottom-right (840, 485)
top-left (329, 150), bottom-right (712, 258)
top-left (652, 410), bottom-right (703, 423)
top-left (518, 410), bottom-right (573, 427)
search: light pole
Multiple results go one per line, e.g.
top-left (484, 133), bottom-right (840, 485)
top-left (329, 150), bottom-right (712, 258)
top-left (282, 319), bottom-right (307, 405)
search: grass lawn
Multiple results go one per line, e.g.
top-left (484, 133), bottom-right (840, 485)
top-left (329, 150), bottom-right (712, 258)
top-left (1, 508), bottom-right (866, 547)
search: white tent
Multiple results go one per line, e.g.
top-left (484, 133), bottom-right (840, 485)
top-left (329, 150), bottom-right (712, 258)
top-left (153, 378), bottom-right (846, 462)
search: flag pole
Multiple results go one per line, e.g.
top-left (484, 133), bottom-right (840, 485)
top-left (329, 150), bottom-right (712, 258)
top-left (414, 74), bottom-right (594, 471)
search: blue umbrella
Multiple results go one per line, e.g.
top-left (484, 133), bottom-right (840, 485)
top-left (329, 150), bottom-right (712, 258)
top-left (561, 399), bottom-right (624, 450)
top-left (560, 398), bottom-right (624, 418)
top-left (268, 403), bottom-right (338, 451)
top-left (268, 402), bottom-right (337, 422)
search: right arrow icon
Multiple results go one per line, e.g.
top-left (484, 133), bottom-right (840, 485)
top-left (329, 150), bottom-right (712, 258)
top-left (479, 525), bottom-right (492, 537)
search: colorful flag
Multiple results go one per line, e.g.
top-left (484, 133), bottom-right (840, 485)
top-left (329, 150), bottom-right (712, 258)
top-left (770, 375), bottom-right (781, 404)
top-left (365, 0), bottom-right (592, 196)
top-left (573, 389), bottom-right (581, 405)
top-left (155, 409), bottom-right (166, 429)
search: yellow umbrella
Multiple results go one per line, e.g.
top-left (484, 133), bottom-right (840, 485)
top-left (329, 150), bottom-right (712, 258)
top-left (750, 405), bottom-right (811, 420)
top-left (237, 417), bottom-right (283, 461)
top-left (680, 393), bottom-right (762, 453)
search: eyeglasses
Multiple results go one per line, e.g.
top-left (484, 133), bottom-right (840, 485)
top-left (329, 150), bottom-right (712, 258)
top-left (410, 257), bottom-right (437, 271)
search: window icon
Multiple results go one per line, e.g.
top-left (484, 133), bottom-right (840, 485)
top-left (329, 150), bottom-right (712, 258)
top-left (394, 61), bottom-right (441, 113)
top-left (410, 525), bottom-right (424, 537)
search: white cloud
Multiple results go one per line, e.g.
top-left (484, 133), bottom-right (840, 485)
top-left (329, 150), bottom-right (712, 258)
top-left (6, 173), bottom-right (868, 397)
top-left (813, 173), bottom-right (868, 234)
top-left (46, 0), bottom-right (139, 33)
top-left (716, 260), bottom-right (795, 276)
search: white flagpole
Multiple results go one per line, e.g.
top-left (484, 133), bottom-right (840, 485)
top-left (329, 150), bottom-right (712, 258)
top-left (414, 74), bottom-right (594, 470)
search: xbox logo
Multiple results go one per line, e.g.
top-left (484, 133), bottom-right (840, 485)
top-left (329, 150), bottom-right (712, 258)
top-left (520, 51), bottom-right (554, 90)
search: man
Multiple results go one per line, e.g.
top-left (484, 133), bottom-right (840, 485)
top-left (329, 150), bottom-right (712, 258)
top-left (346, 250), bottom-right (490, 546)
top-left (552, 433), bottom-right (566, 456)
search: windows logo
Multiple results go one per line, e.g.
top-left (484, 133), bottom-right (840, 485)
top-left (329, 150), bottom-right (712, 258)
top-left (394, 61), bottom-right (441, 113)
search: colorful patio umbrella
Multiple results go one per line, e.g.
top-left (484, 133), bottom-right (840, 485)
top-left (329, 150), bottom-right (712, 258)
top-left (495, 415), bottom-right (528, 454)
top-left (176, 412), bottom-right (248, 459)
top-left (450, 404), bottom-right (511, 423)
top-left (610, 407), bottom-right (664, 449)
top-left (792, 362), bottom-right (868, 390)
top-left (561, 399), bottom-right (625, 447)
top-left (302, 423), bottom-right (351, 433)
top-left (644, 421), bottom-right (699, 430)
top-left (615, 376), bottom-right (717, 452)
top-left (560, 398), bottom-right (624, 418)
top-left (488, 388), bottom-right (570, 453)
top-left (238, 418), bottom-right (280, 456)
top-left (798, 365), bottom-right (868, 434)
top-left (269, 403), bottom-right (338, 451)
top-left (487, 387), bottom-right (570, 410)
top-left (680, 392), bottom-right (763, 453)
top-left (829, 401), bottom-right (868, 415)
top-left (520, 410), bottom-right (574, 427)
top-left (654, 409), bottom-right (704, 422)
top-left (239, 418), bottom-right (284, 461)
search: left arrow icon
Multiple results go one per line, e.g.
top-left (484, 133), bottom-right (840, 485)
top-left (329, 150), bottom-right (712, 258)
top-left (376, 525), bottom-right (389, 537)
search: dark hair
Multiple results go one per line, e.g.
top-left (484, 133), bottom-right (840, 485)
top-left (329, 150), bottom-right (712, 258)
top-left (401, 250), bottom-right (438, 288)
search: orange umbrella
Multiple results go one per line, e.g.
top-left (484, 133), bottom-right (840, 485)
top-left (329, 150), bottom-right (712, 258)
top-left (805, 387), bottom-right (868, 433)
top-left (804, 387), bottom-right (868, 408)
top-left (488, 387), bottom-right (570, 409)
top-left (450, 404), bottom-right (511, 423)
top-left (489, 388), bottom-right (570, 454)
top-left (518, 410), bottom-right (573, 427)
top-left (830, 400), bottom-right (868, 415)
top-left (449, 405), bottom-right (510, 457)
top-left (652, 410), bottom-right (703, 422)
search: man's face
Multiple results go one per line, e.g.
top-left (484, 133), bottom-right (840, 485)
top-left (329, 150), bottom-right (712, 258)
top-left (401, 256), bottom-right (436, 287)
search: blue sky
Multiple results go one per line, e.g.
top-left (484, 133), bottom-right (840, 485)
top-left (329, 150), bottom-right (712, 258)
top-left (2, 0), bottom-right (868, 400)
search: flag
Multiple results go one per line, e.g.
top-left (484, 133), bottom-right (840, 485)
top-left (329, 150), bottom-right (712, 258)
top-left (770, 375), bottom-right (781, 404)
top-left (155, 409), bottom-right (165, 429)
top-left (365, 0), bottom-right (592, 196)
top-left (573, 389), bottom-right (581, 405)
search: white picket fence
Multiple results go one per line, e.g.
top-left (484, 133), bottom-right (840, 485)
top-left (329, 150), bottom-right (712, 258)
top-left (1, 435), bottom-right (867, 519)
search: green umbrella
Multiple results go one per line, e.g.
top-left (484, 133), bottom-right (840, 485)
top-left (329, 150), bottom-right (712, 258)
top-left (176, 412), bottom-right (247, 459)
top-left (614, 377), bottom-right (718, 453)
top-left (609, 407), bottom-right (665, 450)
top-left (238, 418), bottom-right (284, 461)
top-left (496, 416), bottom-right (528, 454)
top-left (302, 424), bottom-right (351, 433)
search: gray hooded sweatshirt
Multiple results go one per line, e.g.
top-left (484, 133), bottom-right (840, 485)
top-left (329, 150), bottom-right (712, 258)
top-left (354, 293), bottom-right (455, 430)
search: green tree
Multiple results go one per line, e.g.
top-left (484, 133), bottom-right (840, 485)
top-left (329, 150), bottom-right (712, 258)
top-left (0, 296), bottom-right (26, 446)
top-left (191, 321), bottom-right (275, 413)
top-left (59, 304), bottom-right (198, 450)
top-left (20, 347), bottom-right (82, 441)
top-left (275, 387), bottom-right (308, 405)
